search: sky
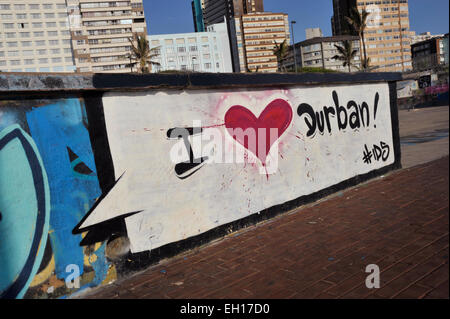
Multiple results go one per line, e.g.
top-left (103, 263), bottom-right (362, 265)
top-left (143, 0), bottom-right (449, 41)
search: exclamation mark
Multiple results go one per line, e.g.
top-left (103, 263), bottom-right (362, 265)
top-left (373, 92), bottom-right (379, 128)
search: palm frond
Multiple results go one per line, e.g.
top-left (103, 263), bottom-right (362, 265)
top-left (128, 33), bottom-right (160, 73)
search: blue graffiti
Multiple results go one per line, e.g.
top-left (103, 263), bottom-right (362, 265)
top-left (0, 125), bottom-right (50, 299)
top-left (26, 99), bottom-right (108, 286)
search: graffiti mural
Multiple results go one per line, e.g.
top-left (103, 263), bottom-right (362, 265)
top-left (75, 83), bottom-right (396, 255)
top-left (0, 99), bottom-right (113, 299)
top-left (1, 76), bottom-right (400, 299)
top-left (0, 125), bottom-right (50, 299)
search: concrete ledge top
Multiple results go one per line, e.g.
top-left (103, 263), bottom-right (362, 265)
top-left (0, 72), bottom-right (403, 94)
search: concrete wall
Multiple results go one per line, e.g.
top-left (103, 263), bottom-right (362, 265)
top-left (0, 72), bottom-right (402, 299)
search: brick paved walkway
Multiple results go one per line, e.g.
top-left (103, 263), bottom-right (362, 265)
top-left (85, 156), bottom-right (449, 299)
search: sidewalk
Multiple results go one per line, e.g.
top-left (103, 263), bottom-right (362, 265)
top-left (84, 156), bottom-right (449, 299)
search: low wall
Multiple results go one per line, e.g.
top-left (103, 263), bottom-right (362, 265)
top-left (0, 72), bottom-right (402, 299)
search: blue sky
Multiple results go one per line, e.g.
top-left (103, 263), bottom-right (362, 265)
top-left (144, 0), bottom-right (449, 40)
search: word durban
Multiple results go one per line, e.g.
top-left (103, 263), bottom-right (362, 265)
top-left (298, 91), bottom-right (380, 137)
top-left (168, 91), bottom-right (381, 178)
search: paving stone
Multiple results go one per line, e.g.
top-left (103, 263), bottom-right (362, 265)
top-left (85, 157), bottom-right (449, 299)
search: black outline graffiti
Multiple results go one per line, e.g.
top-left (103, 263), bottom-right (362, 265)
top-left (0, 128), bottom-right (48, 299)
top-left (297, 91), bottom-right (380, 137)
top-left (167, 127), bottom-right (209, 179)
top-left (362, 141), bottom-right (390, 164)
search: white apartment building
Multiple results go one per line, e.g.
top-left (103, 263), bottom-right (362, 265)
top-left (0, 0), bottom-right (147, 73)
top-left (0, 0), bottom-right (76, 72)
top-left (148, 20), bottom-right (233, 73)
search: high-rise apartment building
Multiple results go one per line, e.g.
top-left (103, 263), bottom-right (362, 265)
top-left (236, 12), bottom-right (290, 73)
top-left (331, 0), bottom-right (357, 36)
top-left (194, 0), bottom-right (264, 29)
top-left (192, 0), bottom-right (205, 32)
top-left (192, 0), bottom-right (265, 72)
top-left (68, 0), bottom-right (147, 73)
top-left (0, 0), bottom-right (76, 73)
top-left (0, 0), bottom-right (147, 73)
top-left (332, 0), bottom-right (413, 72)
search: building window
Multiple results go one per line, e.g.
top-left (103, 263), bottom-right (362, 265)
top-left (7, 50), bottom-right (19, 57)
top-left (14, 4), bottom-right (26, 10)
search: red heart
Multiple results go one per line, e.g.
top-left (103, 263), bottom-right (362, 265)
top-left (224, 99), bottom-right (292, 164)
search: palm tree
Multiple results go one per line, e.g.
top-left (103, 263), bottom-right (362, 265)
top-left (273, 39), bottom-right (289, 72)
top-left (346, 7), bottom-right (370, 71)
top-left (332, 40), bottom-right (358, 72)
top-left (128, 33), bottom-right (160, 73)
